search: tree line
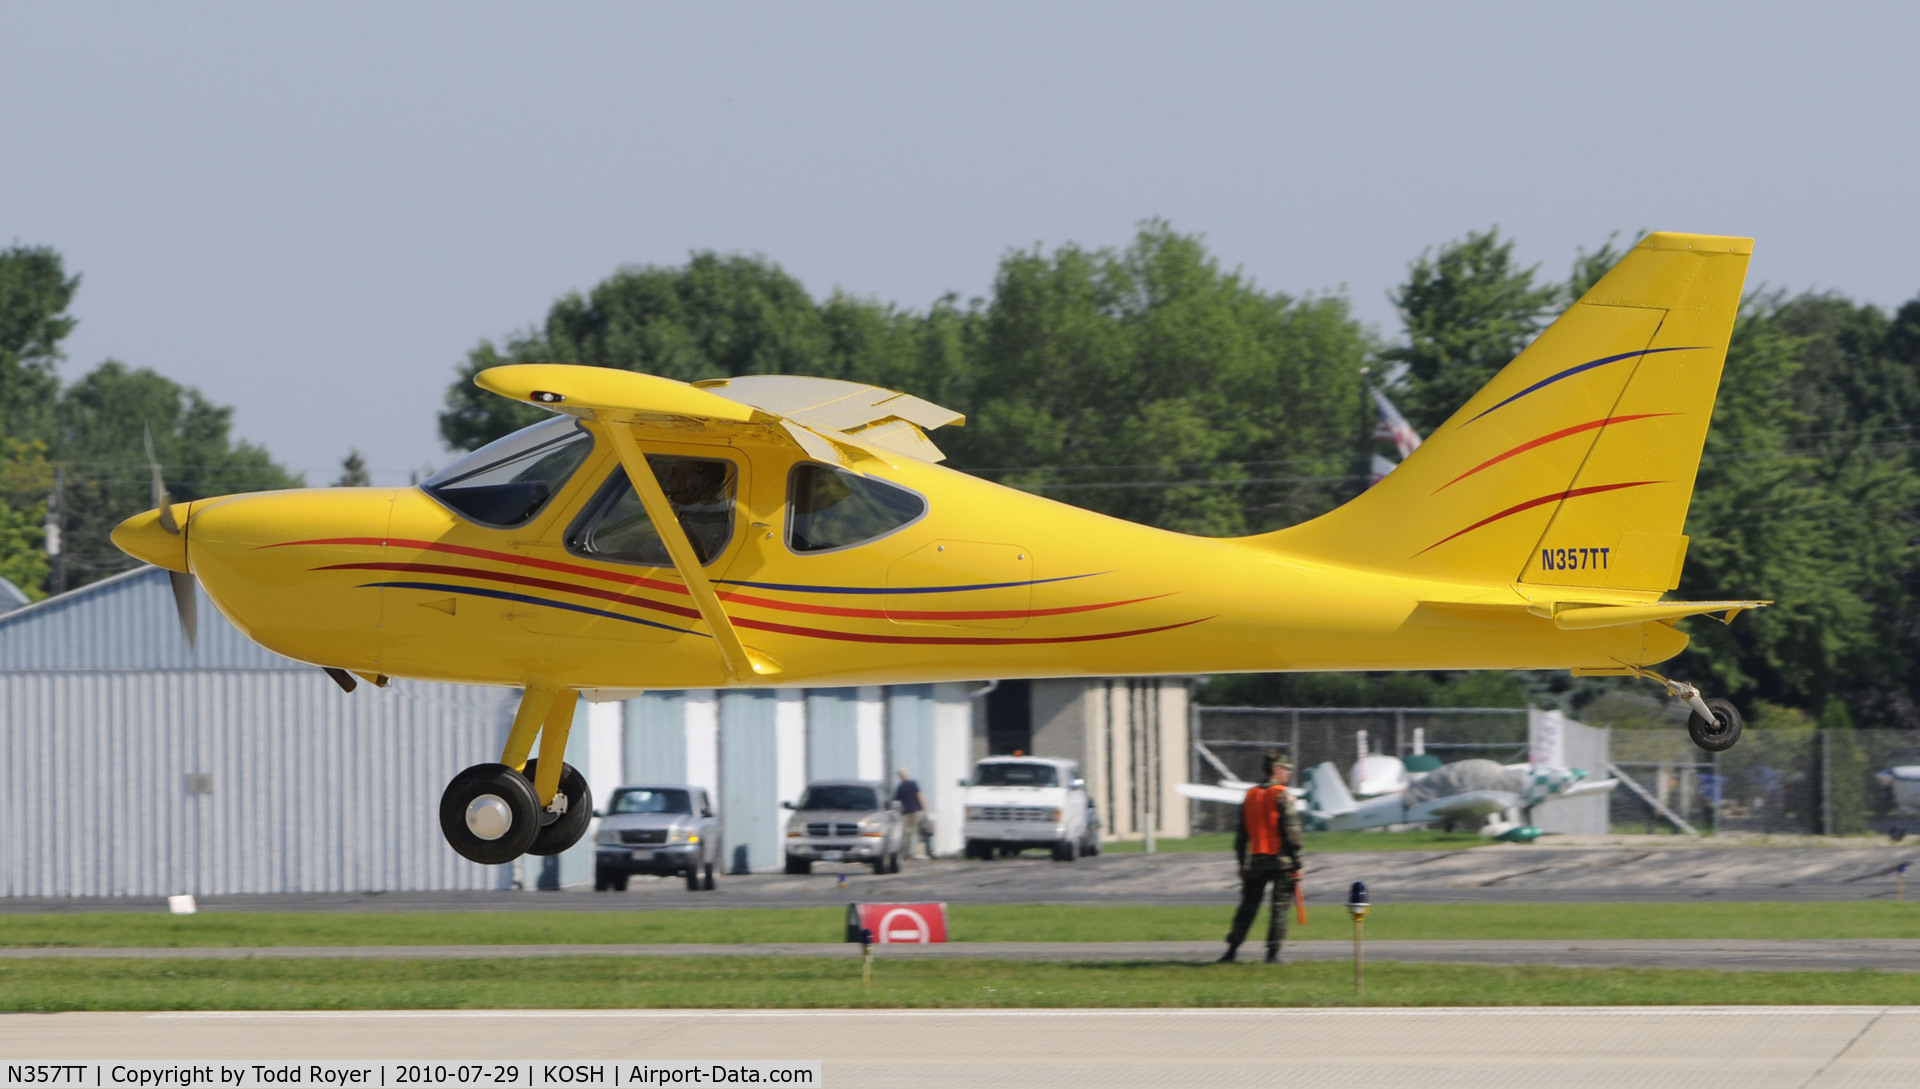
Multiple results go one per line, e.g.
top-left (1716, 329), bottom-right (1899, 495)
top-left (5, 226), bottom-right (1916, 733)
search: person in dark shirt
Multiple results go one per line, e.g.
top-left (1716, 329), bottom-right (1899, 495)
top-left (1220, 752), bottom-right (1304, 964)
top-left (893, 768), bottom-right (929, 859)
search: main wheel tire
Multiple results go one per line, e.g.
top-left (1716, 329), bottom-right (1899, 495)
top-left (1052, 837), bottom-right (1079, 862)
top-left (520, 759), bottom-right (593, 856)
top-left (785, 855), bottom-right (812, 875)
top-left (1688, 698), bottom-right (1744, 752)
top-left (702, 861), bottom-right (717, 890)
top-left (439, 763), bottom-right (540, 865)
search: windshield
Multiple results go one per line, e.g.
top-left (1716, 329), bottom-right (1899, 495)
top-left (974, 763), bottom-right (1059, 788)
top-left (608, 788), bottom-right (691, 815)
top-left (422, 417), bottom-right (593, 527)
top-left (797, 785), bottom-right (880, 811)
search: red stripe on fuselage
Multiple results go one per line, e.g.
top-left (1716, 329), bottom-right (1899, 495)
top-left (281, 538), bottom-right (1170, 621)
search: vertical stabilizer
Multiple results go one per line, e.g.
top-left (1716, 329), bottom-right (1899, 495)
top-left (1263, 232), bottom-right (1751, 593)
top-left (1304, 761), bottom-right (1357, 816)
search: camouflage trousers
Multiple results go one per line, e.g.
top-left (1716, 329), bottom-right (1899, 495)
top-left (1225, 854), bottom-right (1297, 952)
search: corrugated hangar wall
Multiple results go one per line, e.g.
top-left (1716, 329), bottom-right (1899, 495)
top-left (0, 568), bottom-right (517, 897)
top-left (0, 567), bottom-right (979, 894)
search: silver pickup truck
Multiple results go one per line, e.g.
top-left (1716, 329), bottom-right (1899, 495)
top-left (593, 784), bottom-right (721, 891)
top-left (781, 779), bottom-right (906, 874)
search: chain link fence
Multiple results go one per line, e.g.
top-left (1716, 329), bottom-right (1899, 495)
top-left (1609, 726), bottom-right (1920, 836)
top-left (1191, 707), bottom-right (1531, 833)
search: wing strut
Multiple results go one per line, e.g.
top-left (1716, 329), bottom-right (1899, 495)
top-left (602, 423), bottom-right (780, 681)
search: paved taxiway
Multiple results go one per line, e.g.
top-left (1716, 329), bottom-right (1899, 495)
top-left (7, 1007), bottom-right (1917, 1088)
top-left (6, 939), bottom-right (1919, 972)
top-left (4, 842), bottom-right (1913, 914)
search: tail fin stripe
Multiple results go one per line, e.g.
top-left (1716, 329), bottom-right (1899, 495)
top-left (1435, 413), bottom-right (1681, 493)
top-left (1465, 347), bottom-right (1705, 425)
top-left (1417, 480), bottom-right (1665, 556)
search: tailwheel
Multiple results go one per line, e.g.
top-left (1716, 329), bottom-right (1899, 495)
top-left (1687, 698), bottom-right (1744, 752)
top-left (440, 763), bottom-right (540, 864)
top-left (522, 758), bottom-right (593, 856)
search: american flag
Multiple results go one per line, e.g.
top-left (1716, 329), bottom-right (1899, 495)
top-left (1370, 386), bottom-right (1423, 458)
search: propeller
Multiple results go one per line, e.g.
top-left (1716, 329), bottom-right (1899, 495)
top-left (142, 424), bottom-right (198, 648)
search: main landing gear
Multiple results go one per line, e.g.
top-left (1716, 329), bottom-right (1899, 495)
top-left (439, 687), bottom-right (595, 865)
top-left (1622, 666), bottom-right (1745, 752)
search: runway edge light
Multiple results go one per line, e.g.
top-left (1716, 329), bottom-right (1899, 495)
top-left (1346, 881), bottom-right (1369, 994)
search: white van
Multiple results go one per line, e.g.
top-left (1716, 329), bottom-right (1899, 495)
top-left (960, 756), bottom-right (1100, 861)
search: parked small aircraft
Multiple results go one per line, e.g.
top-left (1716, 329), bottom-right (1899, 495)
top-left (1179, 754), bottom-right (1617, 841)
top-left (113, 232), bottom-right (1766, 865)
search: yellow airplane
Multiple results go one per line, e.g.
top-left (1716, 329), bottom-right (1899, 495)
top-left (113, 231), bottom-right (1767, 865)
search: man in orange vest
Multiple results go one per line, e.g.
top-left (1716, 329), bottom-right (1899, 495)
top-left (1219, 752), bottom-right (1304, 963)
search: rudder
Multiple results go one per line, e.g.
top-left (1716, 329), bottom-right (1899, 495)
top-left (1267, 232), bottom-right (1752, 592)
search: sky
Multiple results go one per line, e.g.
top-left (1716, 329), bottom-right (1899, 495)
top-left (5, 2), bottom-right (1918, 485)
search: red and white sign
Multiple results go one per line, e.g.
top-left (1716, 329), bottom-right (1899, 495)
top-left (855, 901), bottom-right (948, 943)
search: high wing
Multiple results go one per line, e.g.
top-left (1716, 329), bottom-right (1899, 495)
top-left (476, 364), bottom-right (965, 466)
top-left (473, 364), bottom-right (966, 683)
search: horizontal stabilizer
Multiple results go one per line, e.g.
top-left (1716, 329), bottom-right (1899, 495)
top-left (1548, 599), bottom-right (1769, 630)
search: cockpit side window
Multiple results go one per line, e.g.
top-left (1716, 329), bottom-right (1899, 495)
top-left (421, 417), bottom-right (593, 528)
top-left (787, 464), bottom-right (926, 554)
top-left (565, 455), bottom-right (738, 566)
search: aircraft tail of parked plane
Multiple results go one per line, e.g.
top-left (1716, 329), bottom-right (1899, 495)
top-left (1269, 232), bottom-right (1748, 597)
top-left (1303, 761), bottom-right (1359, 817)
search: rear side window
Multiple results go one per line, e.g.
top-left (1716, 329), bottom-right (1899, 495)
top-left (788, 464), bottom-right (926, 553)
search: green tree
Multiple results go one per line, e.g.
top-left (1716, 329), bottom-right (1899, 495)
top-left (945, 222), bottom-right (1371, 535)
top-left (1675, 294), bottom-right (1920, 722)
top-left (1385, 228), bottom-right (1561, 432)
top-left (49, 362), bottom-right (300, 588)
top-left (0, 246), bottom-right (80, 439)
top-left (440, 254), bottom-right (839, 451)
top-left (0, 438), bottom-right (52, 598)
top-left (334, 449), bottom-right (371, 487)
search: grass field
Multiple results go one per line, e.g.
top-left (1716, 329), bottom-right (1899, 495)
top-left (1, 955), bottom-right (1915, 1011)
top-left (5, 902), bottom-right (1919, 948)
